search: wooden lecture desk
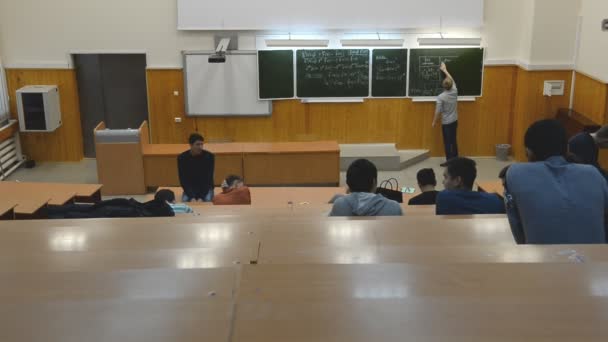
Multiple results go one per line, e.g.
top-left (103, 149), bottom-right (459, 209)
top-left (0, 182), bottom-right (103, 219)
top-left (0, 268), bottom-right (237, 342)
top-left (232, 263), bottom-right (608, 341)
top-left (142, 141), bottom-right (340, 188)
top-left (241, 142), bottom-right (340, 186)
top-left (0, 200), bottom-right (17, 220)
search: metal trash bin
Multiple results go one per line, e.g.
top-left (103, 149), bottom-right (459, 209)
top-left (496, 144), bottom-right (511, 161)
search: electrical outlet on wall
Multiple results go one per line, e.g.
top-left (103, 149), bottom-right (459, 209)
top-left (175, 117), bottom-right (182, 123)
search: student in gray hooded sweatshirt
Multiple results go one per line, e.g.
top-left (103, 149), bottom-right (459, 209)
top-left (330, 159), bottom-right (403, 217)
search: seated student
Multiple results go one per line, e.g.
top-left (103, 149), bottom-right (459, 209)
top-left (568, 126), bottom-right (608, 181)
top-left (505, 119), bottom-right (608, 244)
top-left (177, 133), bottom-right (215, 202)
top-left (330, 159), bottom-right (403, 217)
top-left (436, 157), bottom-right (505, 215)
top-left (154, 189), bottom-right (194, 214)
top-left (408, 168), bottom-right (439, 205)
top-left (212, 175), bottom-right (252, 205)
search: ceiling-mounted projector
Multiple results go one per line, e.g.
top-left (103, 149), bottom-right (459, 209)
top-left (208, 53), bottom-right (226, 63)
top-left (208, 38), bottom-right (230, 63)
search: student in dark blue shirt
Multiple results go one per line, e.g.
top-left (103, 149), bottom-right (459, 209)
top-left (436, 157), bottom-right (505, 215)
top-left (177, 133), bottom-right (215, 202)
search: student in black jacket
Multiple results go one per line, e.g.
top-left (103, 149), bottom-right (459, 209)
top-left (177, 133), bottom-right (215, 202)
top-left (408, 168), bottom-right (439, 205)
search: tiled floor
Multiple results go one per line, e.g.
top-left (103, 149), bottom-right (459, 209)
top-left (6, 156), bottom-right (513, 198)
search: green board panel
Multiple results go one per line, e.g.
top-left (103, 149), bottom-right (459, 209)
top-left (371, 49), bottom-right (408, 97)
top-left (258, 50), bottom-right (294, 99)
top-left (408, 48), bottom-right (484, 97)
top-left (297, 49), bottom-right (370, 98)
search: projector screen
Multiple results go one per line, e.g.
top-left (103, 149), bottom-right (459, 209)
top-left (177, 0), bottom-right (483, 31)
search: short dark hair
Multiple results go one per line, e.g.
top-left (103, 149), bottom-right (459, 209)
top-left (524, 120), bottom-right (567, 161)
top-left (417, 168), bottom-right (437, 187)
top-left (445, 157), bottom-right (477, 190)
top-left (155, 189), bottom-right (176, 203)
top-left (189, 133), bottom-right (204, 145)
top-left (346, 159), bottom-right (378, 193)
top-left (225, 174), bottom-right (243, 187)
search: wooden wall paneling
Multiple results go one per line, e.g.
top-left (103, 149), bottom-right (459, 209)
top-left (476, 66), bottom-right (518, 156)
top-left (145, 66), bottom-right (571, 161)
top-left (511, 69), bottom-right (572, 161)
top-left (343, 99), bottom-right (401, 143)
top-left (6, 69), bottom-right (84, 161)
top-left (572, 72), bottom-right (608, 125)
top-left (146, 69), bottom-right (195, 144)
top-left (456, 101), bottom-right (482, 156)
top-left (308, 103), bottom-right (349, 143)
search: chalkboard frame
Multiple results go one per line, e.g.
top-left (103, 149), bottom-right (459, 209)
top-left (370, 48), bottom-right (409, 98)
top-left (183, 50), bottom-right (273, 117)
top-left (407, 47), bottom-right (486, 99)
top-left (255, 47), bottom-right (485, 101)
top-left (257, 50), bottom-right (296, 100)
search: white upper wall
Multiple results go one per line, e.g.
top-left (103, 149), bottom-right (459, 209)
top-left (482, 0), bottom-right (531, 63)
top-left (0, 0), bottom-right (584, 69)
top-left (0, 0), bottom-right (215, 68)
top-left (577, 0), bottom-right (608, 82)
top-left (527, 0), bottom-right (580, 68)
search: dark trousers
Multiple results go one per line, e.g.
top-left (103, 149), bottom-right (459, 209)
top-left (442, 121), bottom-right (459, 161)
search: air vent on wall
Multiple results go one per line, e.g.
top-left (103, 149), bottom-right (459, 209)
top-left (543, 80), bottom-right (565, 97)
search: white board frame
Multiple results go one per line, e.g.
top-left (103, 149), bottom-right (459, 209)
top-left (183, 51), bottom-right (272, 117)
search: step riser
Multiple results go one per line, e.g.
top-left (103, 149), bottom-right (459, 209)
top-left (339, 144), bottom-right (430, 171)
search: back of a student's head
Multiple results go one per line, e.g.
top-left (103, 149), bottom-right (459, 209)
top-left (569, 134), bottom-right (598, 165)
top-left (155, 189), bottom-right (176, 203)
top-left (346, 159), bottom-right (378, 193)
top-left (223, 174), bottom-right (244, 189)
top-left (524, 119), bottom-right (567, 162)
top-left (417, 168), bottom-right (437, 188)
top-left (443, 157), bottom-right (477, 191)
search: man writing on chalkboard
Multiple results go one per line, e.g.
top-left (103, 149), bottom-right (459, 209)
top-left (432, 62), bottom-right (458, 167)
top-left (177, 133), bottom-right (215, 202)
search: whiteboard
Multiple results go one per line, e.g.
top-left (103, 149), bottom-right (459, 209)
top-left (184, 52), bottom-right (272, 116)
top-left (177, 0), bottom-right (483, 31)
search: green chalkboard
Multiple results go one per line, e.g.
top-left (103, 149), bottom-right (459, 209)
top-left (371, 49), bottom-right (408, 97)
top-left (408, 48), bottom-right (484, 97)
top-left (296, 49), bottom-right (370, 98)
top-left (258, 50), bottom-right (294, 99)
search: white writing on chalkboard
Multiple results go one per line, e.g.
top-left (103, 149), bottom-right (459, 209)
top-left (299, 49), bottom-right (370, 90)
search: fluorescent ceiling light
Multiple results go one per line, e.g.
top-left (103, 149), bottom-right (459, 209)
top-left (417, 38), bottom-right (481, 46)
top-left (340, 39), bottom-right (404, 47)
top-left (265, 39), bottom-right (329, 47)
